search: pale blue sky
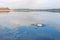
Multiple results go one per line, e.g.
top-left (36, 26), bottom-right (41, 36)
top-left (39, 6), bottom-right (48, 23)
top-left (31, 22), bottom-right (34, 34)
top-left (0, 0), bottom-right (60, 9)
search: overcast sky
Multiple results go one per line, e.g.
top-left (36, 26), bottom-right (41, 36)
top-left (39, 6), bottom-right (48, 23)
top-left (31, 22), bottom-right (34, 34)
top-left (0, 0), bottom-right (60, 9)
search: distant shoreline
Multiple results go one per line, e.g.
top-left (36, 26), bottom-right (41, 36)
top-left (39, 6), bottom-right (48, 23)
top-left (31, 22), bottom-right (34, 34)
top-left (13, 9), bottom-right (60, 12)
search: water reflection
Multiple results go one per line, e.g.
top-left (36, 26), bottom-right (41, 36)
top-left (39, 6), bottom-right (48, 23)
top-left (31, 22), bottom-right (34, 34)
top-left (0, 12), bottom-right (60, 40)
top-left (0, 25), bottom-right (60, 40)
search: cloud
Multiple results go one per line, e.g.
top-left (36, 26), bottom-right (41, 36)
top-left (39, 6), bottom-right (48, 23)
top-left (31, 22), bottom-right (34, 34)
top-left (0, 0), bottom-right (60, 9)
top-left (0, 3), bottom-right (7, 7)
